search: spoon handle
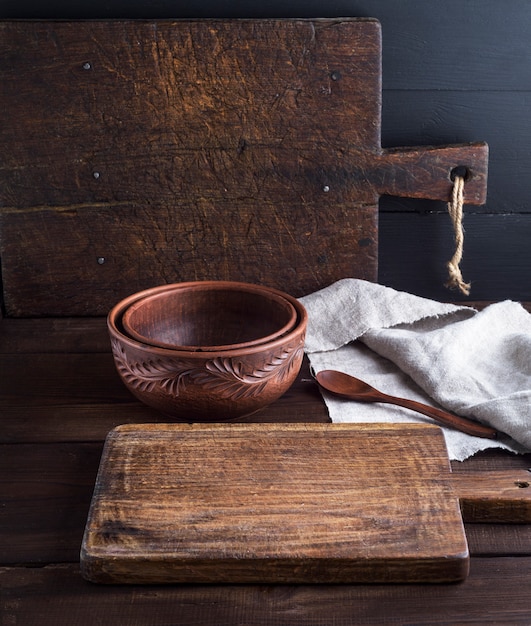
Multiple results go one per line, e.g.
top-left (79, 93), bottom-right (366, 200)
top-left (379, 394), bottom-right (498, 440)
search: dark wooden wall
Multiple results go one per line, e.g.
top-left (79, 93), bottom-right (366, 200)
top-left (1, 0), bottom-right (530, 303)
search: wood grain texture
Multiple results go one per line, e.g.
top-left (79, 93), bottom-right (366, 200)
top-left (2, 313), bottom-right (531, 623)
top-left (0, 19), bottom-right (488, 316)
top-left (3, 559), bottom-right (531, 626)
top-left (0, 19), bottom-right (381, 315)
top-left (3, 441), bottom-right (530, 567)
top-left (1, 3), bottom-right (530, 304)
top-left (0, 442), bottom-right (103, 564)
top-left (0, 317), bottom-right (112, 354)
top-left (452, 470), bottom-right (531, 523)
top-left (0, 2), bottom-right (529, 619)
top-left (3, 0), bottom-right (531, 96)
top-left (80, 422), bottom-right (470, 584)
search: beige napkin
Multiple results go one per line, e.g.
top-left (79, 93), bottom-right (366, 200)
top-left (299, 279), bottom-right (531, 461)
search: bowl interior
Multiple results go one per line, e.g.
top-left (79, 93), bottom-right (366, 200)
top-left (122, 283), bottom-right (298, 351)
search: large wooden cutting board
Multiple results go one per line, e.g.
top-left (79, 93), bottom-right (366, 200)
top-left (81, 423), bottom-right (530, 584)
top-left (0, 19), bottom-right (487, 316)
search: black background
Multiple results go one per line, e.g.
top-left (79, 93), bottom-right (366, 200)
top-left (2, 0), bottom-right (530, 302)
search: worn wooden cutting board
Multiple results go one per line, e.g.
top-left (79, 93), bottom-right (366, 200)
top-left (0, 19), bottom-right (487, 316)
top-left (80, 423), bottom-right (530, 584)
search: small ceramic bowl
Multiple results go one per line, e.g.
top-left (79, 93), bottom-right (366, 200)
top-left (122, 281), bottom-right (297, 351)
top-left (108, 282), bottom-right (307, 421)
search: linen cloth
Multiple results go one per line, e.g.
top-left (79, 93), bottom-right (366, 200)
top-left (299, 279), bottom-right (531, 461)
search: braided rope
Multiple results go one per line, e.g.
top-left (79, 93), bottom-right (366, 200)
top-left (445, 175), bottom-right (471, 296)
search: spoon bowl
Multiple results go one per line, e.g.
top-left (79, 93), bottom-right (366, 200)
top-left (315, 369), bottom-right (499, 440)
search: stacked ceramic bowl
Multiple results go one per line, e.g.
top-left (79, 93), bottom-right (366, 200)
top-left (108, 281), bottom-right (308, 421)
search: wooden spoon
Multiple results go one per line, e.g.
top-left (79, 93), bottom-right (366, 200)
top-left (315, 369), bottom-right (499, 440)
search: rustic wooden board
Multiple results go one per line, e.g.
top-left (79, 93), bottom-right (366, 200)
top-left (80, 422), bottom-right (470, 584)
top-left (2, 441), bottom-right (530, 566)
top-left (0, 19), bottom-right (487, 316)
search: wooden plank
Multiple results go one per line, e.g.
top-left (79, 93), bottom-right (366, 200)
top-left (80, 423), bottom-right (470, 584)
top-left (3, 559), bottom-right (531, 625)
top-left (2, 1), bottom-right (531, 91)
top-left (451, 448), bottom-right (531, 472)
top-left (0, 201), bottom-right (378, 315)
top-left (0, 3), bottom-right (528, 618)
top-left (0, 442), bottom-right (103, 565)
top-left (0, 20), bottom-right (382, 171)
top-left (465, 525), bottom-right (531, 556)
top-left (0, 353), bottom-right (135, 408)
top-left (378, 212), bottom-right (531, 302)
top-left (0, 19), bottom-right (380, 315)
top-left (377, 0), bottom-right (531, 91)
top-left (0, 317), bottom-right (111, 354)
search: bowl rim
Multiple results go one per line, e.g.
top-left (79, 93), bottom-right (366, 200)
top-left (108, 281), bottom-right (307, 358)
top-left (121, 280), bottom-right (298, 351)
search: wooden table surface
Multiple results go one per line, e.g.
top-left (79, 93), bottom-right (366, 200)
top-left (1, 313), bottom-right (531, 625)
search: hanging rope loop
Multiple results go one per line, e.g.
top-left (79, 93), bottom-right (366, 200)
top-left (445, 174), bottom-right (471, 296)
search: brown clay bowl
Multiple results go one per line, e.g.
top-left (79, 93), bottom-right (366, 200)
top-left (121, 281), bottom-right (298, 351)
top-left (107, 282), bottom-right (307, 421)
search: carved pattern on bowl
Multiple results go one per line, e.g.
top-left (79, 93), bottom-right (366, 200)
top-left (111, 338), bottom-right (305, 401)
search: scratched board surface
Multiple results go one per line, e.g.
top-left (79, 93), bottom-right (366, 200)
top-left (0, 20), bottom-right (487, 316)
top-left (81, 423), bottom-right (470, 584)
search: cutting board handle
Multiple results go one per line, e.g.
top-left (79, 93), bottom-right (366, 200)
top-left (452, 469), bottom-right (531, 523)
top-left (374, 142), bottom-right (489, 204)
